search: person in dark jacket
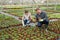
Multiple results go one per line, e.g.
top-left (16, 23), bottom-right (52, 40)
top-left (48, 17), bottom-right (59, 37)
top-left (35, 8), bottom-right (49, 30)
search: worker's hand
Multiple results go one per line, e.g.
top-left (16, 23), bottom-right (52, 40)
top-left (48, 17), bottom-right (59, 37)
top-left (39, 19), bottom-right (44, 22)
top-left (38, 17), bottom-right (41, 19)
top-left (38, 17), bottom-right (44, 22)
top-left (38, 17), bottom-right (41, 21)
top-left (31, 18), bottom-right (36, 23)
top-left (29, 16), bottom-right (32, 20)
top-left (33, 19), bottom-right (36, 22)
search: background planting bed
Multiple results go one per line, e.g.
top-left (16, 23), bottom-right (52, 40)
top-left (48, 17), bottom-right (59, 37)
top-left (0, 14), bottom-right (21, 28)
top-left (0, 20), bottom-right (60, 40)
top-left (0, 5), bottom-right (60, 40)
top-left (0, 26), bottom-right (59, 40)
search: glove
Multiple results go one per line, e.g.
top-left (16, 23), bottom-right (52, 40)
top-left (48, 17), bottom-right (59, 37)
top-left (39, 19), bottom-right (44, 22)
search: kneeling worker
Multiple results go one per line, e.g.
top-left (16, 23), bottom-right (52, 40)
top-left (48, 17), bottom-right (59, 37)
top-left (22, 10), bottom-right (32, 26)
top-left (35, 8), bottom-right (49, 31)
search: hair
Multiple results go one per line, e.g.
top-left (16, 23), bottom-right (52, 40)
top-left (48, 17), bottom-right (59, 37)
top-left (24, 10), bottom-right (29, 13)
top-left (35, 8), bottom-right (40, 11)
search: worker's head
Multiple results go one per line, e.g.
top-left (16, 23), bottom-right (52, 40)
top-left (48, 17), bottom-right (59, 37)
top-left (24, 10), bottom-right (29, 15)
top-left (35, 8), bottom-right (42, 14)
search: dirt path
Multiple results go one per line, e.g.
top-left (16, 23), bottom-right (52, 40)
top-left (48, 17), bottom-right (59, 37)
top-left (0, 11), bottom-right (21, 22)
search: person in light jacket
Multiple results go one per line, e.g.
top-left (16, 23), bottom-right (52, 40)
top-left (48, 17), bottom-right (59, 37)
top-left (22, 10), bottom-right (32, 26)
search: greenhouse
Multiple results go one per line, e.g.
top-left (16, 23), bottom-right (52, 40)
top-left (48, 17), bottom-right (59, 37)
top-left (0, 0), bottom-right (60, 40)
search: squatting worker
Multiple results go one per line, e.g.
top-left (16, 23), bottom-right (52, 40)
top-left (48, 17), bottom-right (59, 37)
top-left (22, 10), bottom-right (32, 26)
top-left (35, 8), bottom-right (49, 31)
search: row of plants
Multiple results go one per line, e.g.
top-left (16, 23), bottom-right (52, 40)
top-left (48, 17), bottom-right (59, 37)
top-left (48, 20), bottom-right (60, 34)
top-left (0, 26), bottom-right (59, 40)
top-left (1, 5), bottom-right (30, 9)
top-left (0, 14), bottom-right (21, 28)
top-left (47, 13), bottom-right (60, 18)
top-left (3, 8), bottom-right (60, 18)
top-left (0, 15), bottom-right (60, 40)
top-left (0, 29), bottom-right (13, 40)
top-left (3, 9), bottom-right (23, 17)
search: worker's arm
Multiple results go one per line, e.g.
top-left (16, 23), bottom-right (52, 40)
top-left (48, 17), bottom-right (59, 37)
top-left (22, 15), bottom-right (25, 26)
top-left (43, 12), bottom-right (48, 20)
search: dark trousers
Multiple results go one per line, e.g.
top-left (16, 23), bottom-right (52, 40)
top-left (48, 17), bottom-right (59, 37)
top-left (24, 19), bottom-right (30, 25)
top-left (37, 20), bottom-right (49, 29)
